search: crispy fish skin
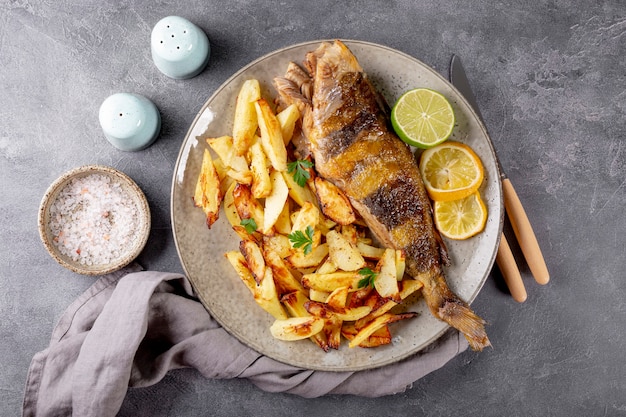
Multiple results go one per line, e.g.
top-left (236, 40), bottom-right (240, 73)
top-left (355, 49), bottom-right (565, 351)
top-left (275, 40), bottom-right (490, 351)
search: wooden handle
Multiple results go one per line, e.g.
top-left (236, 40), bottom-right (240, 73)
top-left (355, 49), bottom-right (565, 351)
top-left (496, 233), bottom-right (527, 302)
top-left (502, 178), bottom-right (550, 285)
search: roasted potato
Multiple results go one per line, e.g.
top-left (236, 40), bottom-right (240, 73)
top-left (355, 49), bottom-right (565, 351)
top-left (301, 271), bottom-right (363, 293)
top-left (282, 170), bottom-right (318, 207)
top-left (348, 312), bottom-right (417, 348)
top-left (270, 316), bottom-right (325, 341)
top-left (255, 267), bottom-right (288, 320)
top-left (255, 98), bottom-right (287, 172)
top-left (232, 79), bottom-right (261, 156)
top-left (326, 230), bottom-right (366, 272)
top-left (239, 238), bottom-right (265, 284)
top-left (374, 249), bottom-right (401, 302)
top-left (314, 177), bottom-right (356, 225)
top-left (206, 136), bottom-right (250, 176)
top-left (263, 170), bottom-right (289, 234)
top-left (233, 183), bottom-right (264, 233)
top-left (276, 103), bottom-right (300, 145)
top-left (249, 140), bottom-right (272, 199)
top-left (193, 149), bottom-right (222, 228)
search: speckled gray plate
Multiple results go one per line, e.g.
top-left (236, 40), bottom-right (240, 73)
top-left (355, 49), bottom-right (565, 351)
top-left (171, 40), bottom-right (503, 371)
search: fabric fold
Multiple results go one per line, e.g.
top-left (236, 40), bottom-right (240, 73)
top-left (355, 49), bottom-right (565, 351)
top-left (23, 267), bottom-right (468, 417)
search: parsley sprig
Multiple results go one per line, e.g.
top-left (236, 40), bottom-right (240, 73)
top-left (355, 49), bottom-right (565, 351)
top-left (240, 218), bottom-right (257, 234)
top-left (288, 225), bottom-right (315, 255)
top-left (358, 267), bottom-right (378, 289)
top-left (287, 159), bottom-right (314, 187)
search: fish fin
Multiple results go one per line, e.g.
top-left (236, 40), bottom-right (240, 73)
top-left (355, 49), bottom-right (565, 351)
top-left (433, 227), bottom-right (450, 266)
top-left (437, 299), bottom-right (491, 351)
top-left (273, 77), bottom-right (309, 113)
top-left (284, 62), bottom-right (313, 100)
top-left (422, 274), bottom-right (491, 351)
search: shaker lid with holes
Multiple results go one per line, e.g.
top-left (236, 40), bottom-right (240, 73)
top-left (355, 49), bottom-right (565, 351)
top-left (151, 16), bottom-right (210, 79)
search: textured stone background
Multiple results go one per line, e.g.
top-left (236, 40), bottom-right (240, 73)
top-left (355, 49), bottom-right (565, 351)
top-left (2, 0), bottom-right (625, 415)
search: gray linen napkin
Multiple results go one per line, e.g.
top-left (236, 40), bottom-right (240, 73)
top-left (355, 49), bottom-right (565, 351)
top-left (22, 265), bottom-right (468, 417)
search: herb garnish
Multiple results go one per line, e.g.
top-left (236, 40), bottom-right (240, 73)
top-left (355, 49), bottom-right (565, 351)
top-left (287, 159), bottom-right (314, 187)
top-left (288, 225), bottom-right (315, 255)
top-left (358, 267), bottom-right (378, 288)
top-left (240, 218), bottom-right (257, 234)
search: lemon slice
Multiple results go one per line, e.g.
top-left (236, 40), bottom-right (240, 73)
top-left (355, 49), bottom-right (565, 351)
top-left (391, 88), bottom-right (455, 149)
top-left (419, 141), bottom-right (484, 202)
top-left (433, 192), bottom-right (488, 240)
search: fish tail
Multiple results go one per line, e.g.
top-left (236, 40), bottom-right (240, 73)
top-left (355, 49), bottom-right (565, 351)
top-left (421, 274), bottom-right (491, 351)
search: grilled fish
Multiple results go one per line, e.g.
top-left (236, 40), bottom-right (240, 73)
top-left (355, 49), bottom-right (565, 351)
top-left (274, 40), bottom-right (490, 351)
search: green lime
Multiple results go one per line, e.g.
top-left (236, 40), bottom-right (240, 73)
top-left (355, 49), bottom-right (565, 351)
top-left (390, 88), bottom-right (455, 149)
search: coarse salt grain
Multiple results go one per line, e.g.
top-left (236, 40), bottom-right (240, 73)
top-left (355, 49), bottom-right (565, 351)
top-left (48, 173), bottom-right (140, 266)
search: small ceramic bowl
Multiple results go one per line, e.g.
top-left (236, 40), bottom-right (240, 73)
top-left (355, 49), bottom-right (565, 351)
top-left (38, 165), bottom-right (151, 275)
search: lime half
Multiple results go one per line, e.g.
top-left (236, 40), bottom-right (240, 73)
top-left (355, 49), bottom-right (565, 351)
top-left (391, 88), bottom-right (455, 149)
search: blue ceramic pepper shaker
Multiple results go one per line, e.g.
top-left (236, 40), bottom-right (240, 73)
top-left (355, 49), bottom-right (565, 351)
top-left (99, 93), bottom-right (161, 151)
top-left (151, 16), bottom-right (210, 79)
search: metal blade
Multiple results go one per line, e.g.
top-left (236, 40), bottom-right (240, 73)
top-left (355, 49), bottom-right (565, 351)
top-left (449, 54), bottom-right (484, 123)
top-left (449, 54), bottom-right (505, 179)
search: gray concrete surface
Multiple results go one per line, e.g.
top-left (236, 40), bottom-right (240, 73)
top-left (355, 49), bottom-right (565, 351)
top-left (2, 1), bottom-right (625, 416)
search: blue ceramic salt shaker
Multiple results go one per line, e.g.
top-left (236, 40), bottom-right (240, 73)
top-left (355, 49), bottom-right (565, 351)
top-left (151, 16), bottom-right (210, 79)
top-left (99, 93), bottom-right (161, 152)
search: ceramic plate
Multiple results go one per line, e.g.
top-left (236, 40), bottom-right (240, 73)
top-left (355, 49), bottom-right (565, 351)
top-left (171, 40), bottom-right (502, 371)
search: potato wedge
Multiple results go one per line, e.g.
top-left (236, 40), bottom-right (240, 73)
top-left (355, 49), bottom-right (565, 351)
top-left (233, 183), bottom-right (264, 233)
top-left (315, 257), bottom-right (338, 274)
top-left (239, 239), bottom-right (265, 284)
top-left (262, 234), bottom-right (292, 259)
top-left (357, 241), bottom-right (386, 260)
top-left (263, 170), bottom-right (289, 234)
top-left (224, 251), bottom-right (256, 294)
top-left (301, 271), bottom-right (363, 293)
top-left (341, 323), bottom-right (392, 348)
top-left (255, 98), bottom-right (287, 172)
top-left (281, 291), bottom-right (311, 317)
top-left (255, 267), bottom-right (288, 320)
top-left (308, 288), bottom-right (330, 303)
top-left (249, 140), bottom-right (272, 199)
top-left (348, 312), bottom-right (417, 348)
top-left (223, 181), bottom-right (241, 229)
top-left (273, 198), bottom-right (292, 235)
top-left (355, 279), bottom-right (423, 328)
top-left (286, 242), bottom-right (329, 269)
top-left (326, 230), bottom-right (366, 272)
top-left (325, 286), bottom-right (349, 349)
top-left (325, 317), bottom-right (343, 350)
top-left (290, 201), bottom-right (320, 233)
top-left (346, 286), bottom-right (373, 308)
top-left (314, 177), bottom-right (356, 225)
top-left (357, 326), bottom-right (392, 348)
top-left (276, 103), bottom-right (300, 145)
top-left (305, 301), bottom-right (371, 321)
top-left (395, 249), bottom-right (406, 281)
top-left (232, 79), bottom-right (261, 156)
top-left (263, 247), bottom-right (305, 296)
top-left (340, 224), bottom-right (359, 245)
top-left (270, 316), bottom-right (324, 341)
top-left (193, 149), bottom-right (222, 228)
top-left (374, 249), bottom-right (401, 302)
top-left (206, 136), bottom-right (250, 174)
top-left (282, 170), bottom-right (318, 207)
top-left (326, 286), bottom-right (349, 310)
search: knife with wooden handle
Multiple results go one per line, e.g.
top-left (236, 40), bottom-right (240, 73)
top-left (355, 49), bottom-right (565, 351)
top-left (449, 55), bottom-right (549, 300)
